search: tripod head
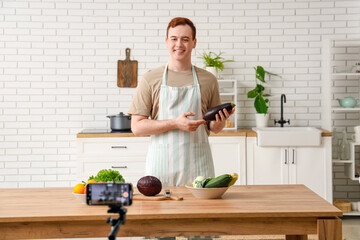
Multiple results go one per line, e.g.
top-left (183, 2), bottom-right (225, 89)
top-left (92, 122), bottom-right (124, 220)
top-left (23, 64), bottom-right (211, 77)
top-left (106, 204), bottom-right (127, 240)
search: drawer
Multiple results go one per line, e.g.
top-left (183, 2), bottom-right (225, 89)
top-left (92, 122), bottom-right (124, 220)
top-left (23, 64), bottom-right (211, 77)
top-left (82, 161), bottom-right (146, 180)
top-left (79, 138), bottom-right (150, 157)
top-left (78, 156), bottom-right (146, 163)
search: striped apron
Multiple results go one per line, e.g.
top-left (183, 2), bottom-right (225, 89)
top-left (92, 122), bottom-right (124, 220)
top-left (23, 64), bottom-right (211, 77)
top-left (145, 64), bottom-right (215, 186)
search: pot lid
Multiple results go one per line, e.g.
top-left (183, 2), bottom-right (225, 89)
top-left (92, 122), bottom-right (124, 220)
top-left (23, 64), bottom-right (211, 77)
top-left (106, 112), bottom-right (131, 118)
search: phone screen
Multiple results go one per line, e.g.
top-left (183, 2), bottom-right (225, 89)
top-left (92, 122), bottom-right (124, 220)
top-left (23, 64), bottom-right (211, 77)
top-left (86, 183), bottom-right (133, 206)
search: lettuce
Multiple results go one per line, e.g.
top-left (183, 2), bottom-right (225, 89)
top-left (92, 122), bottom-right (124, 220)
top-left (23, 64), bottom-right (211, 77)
top-left (88, 169), bottom-right (125, 183)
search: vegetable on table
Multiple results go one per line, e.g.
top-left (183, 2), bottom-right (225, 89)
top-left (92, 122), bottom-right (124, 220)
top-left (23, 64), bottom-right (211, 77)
top-left (204, 174), bottom-right (232, 188)
top-left (191, 173), bottom-right (238, 188)
top-left (87, 169), bottom-right (125, 183)
top-left (137, 175), bottom-right (162, 196)
top-left (192, 176), bottom-right (205, 187)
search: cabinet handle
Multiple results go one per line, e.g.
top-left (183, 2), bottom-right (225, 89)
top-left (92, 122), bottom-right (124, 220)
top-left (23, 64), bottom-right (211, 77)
top-left (284, 149), bottom-right (288, 164)
top-left (292, 149), bottom-right (295, 164)
top-left (112, 166), bottom-right (128, 169)
top-left (111, 146), bottom-right (127, 149)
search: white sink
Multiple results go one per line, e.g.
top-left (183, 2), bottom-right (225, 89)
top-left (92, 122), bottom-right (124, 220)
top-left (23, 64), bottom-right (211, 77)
top-left (253, 127), bottom-right (322, 147)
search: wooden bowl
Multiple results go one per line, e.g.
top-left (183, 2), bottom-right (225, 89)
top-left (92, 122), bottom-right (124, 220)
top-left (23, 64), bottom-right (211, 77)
top-left (72, 192), bottom-right (86, 204)
top-left (185, 184), bottom-right (229, 199)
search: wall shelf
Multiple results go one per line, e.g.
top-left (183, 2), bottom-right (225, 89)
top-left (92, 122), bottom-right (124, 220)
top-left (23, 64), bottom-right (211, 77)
top-left (332, 73), bottom-right (360, 76)
top-left (343, 211), bottom-right (360, 216)
top-left (332, 108), bottom-right (360, 112)
top-left (343, 141), bottom-right (360, 181)
top-left (322, 38), bottom-right (360, 185)
top-left (218, 79), bottom-right (238, 130)
top-left (332, 159), bottom-right (353, 164)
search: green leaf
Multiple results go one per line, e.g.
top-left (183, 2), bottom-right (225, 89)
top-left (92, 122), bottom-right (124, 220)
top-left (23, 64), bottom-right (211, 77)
top-left (256, 84), bottom-right (264, 93)
top-left (254, 96), bottom-right (268, 114)
top-left (265, 70), bottom-right (279, 77)
top-left (255, 66), bottom-right (266, 83)
top-left (247, 88), bottom-right (258, 98)
top-left (263, 94), bottom-right (271, 97)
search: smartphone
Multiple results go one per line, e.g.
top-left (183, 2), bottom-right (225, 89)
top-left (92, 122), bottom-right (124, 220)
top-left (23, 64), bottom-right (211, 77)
top-left (86, 183), bottom-right (133, 206)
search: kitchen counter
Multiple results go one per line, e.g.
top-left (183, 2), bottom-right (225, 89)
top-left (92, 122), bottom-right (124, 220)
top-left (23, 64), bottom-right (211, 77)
top-left (0, 185), bottom-right (342, 239)
top-left (77, 128), bottom-right (332, 138)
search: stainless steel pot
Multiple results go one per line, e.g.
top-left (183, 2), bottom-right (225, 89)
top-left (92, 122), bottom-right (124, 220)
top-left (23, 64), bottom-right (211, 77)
top-left (107, 112), bottom-right (131, 131)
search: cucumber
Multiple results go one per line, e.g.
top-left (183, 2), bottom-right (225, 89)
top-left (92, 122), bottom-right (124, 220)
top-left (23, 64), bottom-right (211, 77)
top-left (204, 174), bottom-right (232, 188)
top-left (203, 103), bottom-right (236, 121)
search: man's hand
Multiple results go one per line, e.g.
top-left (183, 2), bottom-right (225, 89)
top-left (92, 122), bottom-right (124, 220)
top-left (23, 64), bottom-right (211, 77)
top-left (209, 107), bottom-right (235, 134)
top-left (130, 113), bottom-right (206, 136)
top-left (175, 112), bottom-right (206, 132)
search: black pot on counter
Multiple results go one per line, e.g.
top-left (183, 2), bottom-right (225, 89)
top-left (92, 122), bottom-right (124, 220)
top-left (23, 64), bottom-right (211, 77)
top-left (107, 112), bottom-right (131, 132)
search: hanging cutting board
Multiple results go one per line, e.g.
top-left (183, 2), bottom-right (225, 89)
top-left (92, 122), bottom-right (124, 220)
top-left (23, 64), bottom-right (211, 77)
top-left (117, 48), bottom-right (138, 88)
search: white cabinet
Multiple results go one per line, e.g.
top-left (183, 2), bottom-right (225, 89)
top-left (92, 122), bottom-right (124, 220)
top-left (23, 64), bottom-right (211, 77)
top-left (246, 137), bottom-right (332, 202)
top-left (77, 137), bottom-right (150, 185)
top-left (208, 136), bottom-right (246, 185)
top-left (77, 135), bottom-right (247, 186)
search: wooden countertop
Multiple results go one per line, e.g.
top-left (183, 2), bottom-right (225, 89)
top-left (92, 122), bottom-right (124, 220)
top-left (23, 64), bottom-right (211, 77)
top-left (77, 128), bottom-right (332, 138)
top-left (0, 185), bottom-right (341, 223)
top-left (0, 185), bottom-right (342, 239)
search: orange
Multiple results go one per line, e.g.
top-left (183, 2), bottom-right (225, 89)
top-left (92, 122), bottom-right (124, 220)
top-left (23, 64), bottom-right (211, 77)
top-left (73, 183), bottom-right (85, 194)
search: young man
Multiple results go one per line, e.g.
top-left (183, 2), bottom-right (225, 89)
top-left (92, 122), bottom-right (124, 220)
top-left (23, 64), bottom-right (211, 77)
top-left (128, 17), bottom-right (234, 186)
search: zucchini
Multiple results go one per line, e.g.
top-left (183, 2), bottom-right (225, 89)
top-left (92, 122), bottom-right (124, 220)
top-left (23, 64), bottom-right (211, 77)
top-left (204, 174), bottom-right (232, 188)
top-left (201, 177), bottom-right (213, 188)
top-left (203, 103), bottom-right (235, 121)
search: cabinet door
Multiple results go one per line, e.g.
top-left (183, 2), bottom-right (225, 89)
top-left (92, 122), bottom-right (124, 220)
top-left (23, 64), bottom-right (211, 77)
top-left (289, 138), bottom-right (332, 201)
top-left (209, 136), bottom-right (246, 185)
top-left (246, 137), bottom-right (287, 185)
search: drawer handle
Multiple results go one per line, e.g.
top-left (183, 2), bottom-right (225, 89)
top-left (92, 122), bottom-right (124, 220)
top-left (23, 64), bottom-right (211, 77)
top-left (292, 149), bottom-right (295, 164)
top-left (112, 166), bottom-right (127, 169)
top-left (111, 146), bottom-right (127, 149)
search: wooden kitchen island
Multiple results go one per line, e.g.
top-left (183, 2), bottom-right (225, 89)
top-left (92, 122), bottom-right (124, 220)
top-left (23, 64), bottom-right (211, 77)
top-left (0, 185), bottom-right (342, 240)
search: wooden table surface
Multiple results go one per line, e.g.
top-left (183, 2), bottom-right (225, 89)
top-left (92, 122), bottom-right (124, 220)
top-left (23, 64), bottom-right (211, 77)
top-left (0, 185), bottom-right (342, 240)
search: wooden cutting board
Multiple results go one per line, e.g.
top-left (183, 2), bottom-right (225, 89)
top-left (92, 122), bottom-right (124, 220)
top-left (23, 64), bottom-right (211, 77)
top-left (133, 193), bottom-right (183, 201)
top-left (117, 48), bottom-right (138, 88)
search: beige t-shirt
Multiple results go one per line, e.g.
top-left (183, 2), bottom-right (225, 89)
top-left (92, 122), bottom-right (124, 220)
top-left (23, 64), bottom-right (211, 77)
top-left (128, 65), bottom-right (221, 123)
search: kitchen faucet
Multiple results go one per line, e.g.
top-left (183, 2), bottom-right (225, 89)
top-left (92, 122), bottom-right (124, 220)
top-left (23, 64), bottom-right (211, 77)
top-left (274, 94), bottom-right (290, 127)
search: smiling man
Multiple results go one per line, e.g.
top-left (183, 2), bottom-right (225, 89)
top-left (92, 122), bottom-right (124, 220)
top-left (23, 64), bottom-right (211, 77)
top-left (128, 17), bottom-right (234, 187)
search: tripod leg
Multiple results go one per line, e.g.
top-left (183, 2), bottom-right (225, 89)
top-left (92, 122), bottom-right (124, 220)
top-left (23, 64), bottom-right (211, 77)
top-left (108, 218), bottom-right (121, 240)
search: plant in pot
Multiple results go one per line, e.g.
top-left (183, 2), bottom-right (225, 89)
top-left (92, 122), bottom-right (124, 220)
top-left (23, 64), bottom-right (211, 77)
top-left (247, 66), bottom-right (278, 128)
top-left (198, 51), bottom-right (234, 78)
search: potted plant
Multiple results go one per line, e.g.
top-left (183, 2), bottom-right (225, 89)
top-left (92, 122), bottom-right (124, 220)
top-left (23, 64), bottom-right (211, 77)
top-left (198, 51), bottom-right (234, 77)
top-left (247, 66), bottom-right (278, 128)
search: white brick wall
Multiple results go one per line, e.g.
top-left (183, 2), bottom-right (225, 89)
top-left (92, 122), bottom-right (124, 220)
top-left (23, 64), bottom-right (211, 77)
top-left (1, 0), bottom-right (360, 200)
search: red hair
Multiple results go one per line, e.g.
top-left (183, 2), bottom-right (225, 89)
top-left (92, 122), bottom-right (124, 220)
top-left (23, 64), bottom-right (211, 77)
top-left (166, 17), bottom-right (196, 40)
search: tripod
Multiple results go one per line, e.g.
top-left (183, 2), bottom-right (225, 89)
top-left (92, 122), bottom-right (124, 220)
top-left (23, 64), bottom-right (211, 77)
top-left (106, 204), bottom-right (127, 240)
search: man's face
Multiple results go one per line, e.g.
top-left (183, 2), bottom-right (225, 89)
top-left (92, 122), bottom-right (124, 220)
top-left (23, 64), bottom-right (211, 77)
top-left (166, 24), bottom-right (197, 63)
